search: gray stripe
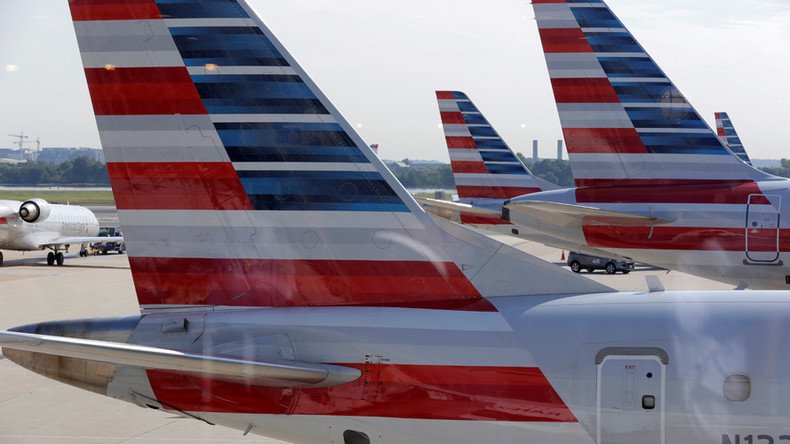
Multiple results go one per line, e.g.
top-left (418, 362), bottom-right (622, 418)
top-left (122, 225), bottom-right (428, 261)
top-left (453, 174), bottom-right (537, 187)
top-left (557, 104), bottom-right (632, 129)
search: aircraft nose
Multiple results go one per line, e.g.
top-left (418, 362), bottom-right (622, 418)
top-left (3, 316), bottom-right (142, 395)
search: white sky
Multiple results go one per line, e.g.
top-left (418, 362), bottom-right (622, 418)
top-left (0, 0), bottom-right (788, 161)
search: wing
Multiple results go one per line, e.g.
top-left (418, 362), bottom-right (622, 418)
top-left (506, 201), bottom-right (674, 227)
top-left (39, 236), bottom-right (124, 248)
top-left (0, 331), bottom-right (360, 388)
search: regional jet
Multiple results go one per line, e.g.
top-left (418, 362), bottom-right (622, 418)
top-left (0, 198), bottom-right (122, 266)
top-left (4, 2), bottom-right (790, 444)
top-left (501, 1), bottom-right (790, 290)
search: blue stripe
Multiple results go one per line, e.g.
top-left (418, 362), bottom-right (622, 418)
top-left (599, 57), bottom-right (663, 78)
top-left (640, 133), bottom-right (728, 155)
top-left (449, 92), bottom-right (468, 100)
top-left (215, 123), bottom-right (355, 149)
top-left (479, 151), bottom-right (520, 162)
top-left (484, 164), bottom-right (530, 175)
top-left (168, 27), bottom-right (288, 66)
top-left (462, 114), bottom-right (488, 125)
top-left (612, 82), bottom-right (681, 104)
top-left (225, 146), bottom-right (369, 163)
top-left (468, 127), bottom-right (499, 138)
top-left (571, 8), bottom-right (621, 28)
top-left (585, 32), bottom-right (642, 53)
top-left (473, 139), bottom-right (509, 149)
top-left (457, 102), bottom-right (479, 113)
top-left (155, 1), bottom-right (249, 19)
top-left (627, 108), bottom-right (706, 129)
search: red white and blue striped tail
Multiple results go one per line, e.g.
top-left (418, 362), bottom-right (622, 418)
top-left (715, 112), bottom-right (752, 165)
top-left (531, 0), bottom-right (770, 188)
top-left (67, 0), bottom-right (610, 311)
top-left (437, 91), bottom-right (555, 201)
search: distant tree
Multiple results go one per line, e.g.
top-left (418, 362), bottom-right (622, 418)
top-left (761, 159), bottom-right (790, 178)
top-left (0, 158), bottom-right (109, 186)
top-left (517, 154), bottom-right (574, 187)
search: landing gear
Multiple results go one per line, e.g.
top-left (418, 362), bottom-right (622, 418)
top-left (46, 251), bottom-right (65, 266)
top-left (56, 252), bottom-right (64, 266)
top-left (0, 251), bottom-right (3, 266)
top-left (47, 252), bottom-right (55, 266)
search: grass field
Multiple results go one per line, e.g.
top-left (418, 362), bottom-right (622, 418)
top-left (0, 190), bottom-right (115, 206)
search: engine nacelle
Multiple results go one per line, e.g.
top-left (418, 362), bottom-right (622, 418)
top-left (19, 199), bottom-right (52, 223)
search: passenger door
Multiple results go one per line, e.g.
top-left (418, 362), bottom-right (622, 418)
top-left (745, 194), bottom-right (781, 264)
top-left (597, 353), bottom-right (665, 444)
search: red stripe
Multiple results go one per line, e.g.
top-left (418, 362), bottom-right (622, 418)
top-left (445, 136), bottom-right (477, 149)
top-left (460, 215), bottom-right (510, 226)
top-left (563, 128), bottom-right (647, 154)
top-left (106, 162), bottom-right (253, 211)
top-left (539, 28), bottom-right (592, 53)
top-left (129, 258), bottom-right (493, 311)
top-left (147, 364), bottom-right (576, 422)
top-left (441, 112), bottom-right (466, 125)
top-left (584, 226), bottom-right (790, 252)
top-left (68, 0), bottom-right (162, 21)
top-left (457, 186), bottom-right (542, 200)
top-left (436, 91), bottom-right (456, 100)
top-left (84, 67), bottom-right (207, 116)
top-left (715, 112), bottom-right (723, 119)
top-left (551, 78), bottom-right (620, 103)
top-left (575, 180), bottom-right (770, 204)
top-left (451, 161), bottom-right (489, 174)
top-left (0, 217), bottom-right (6, 225)
top-left (717, 127), bottom-right (726, 136)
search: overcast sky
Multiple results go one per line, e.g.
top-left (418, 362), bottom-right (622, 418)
top-left (1, 0), bottom-right (788, 161)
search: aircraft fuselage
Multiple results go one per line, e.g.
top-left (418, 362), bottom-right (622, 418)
top-left (0, 200), bottom-right (100, 251)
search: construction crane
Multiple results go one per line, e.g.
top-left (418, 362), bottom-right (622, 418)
top-left (7, 132), bottom-right (40, 161)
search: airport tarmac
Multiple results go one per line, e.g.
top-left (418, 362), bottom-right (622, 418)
top-left (0, 240), bottom-right (731, 443)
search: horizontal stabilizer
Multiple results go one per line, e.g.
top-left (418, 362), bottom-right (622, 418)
top-left (506, 201), bottom-right (674, 227)
top-left (415, 197), bottom-right (502, 218)
top-left (0, 331), bottom-right (360, 388)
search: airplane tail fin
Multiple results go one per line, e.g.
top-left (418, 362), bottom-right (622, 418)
top-left (436, 91), bottom-right (555, 200)
top-left (531, 0), bottom-right (770, 189)
top-left (715, 112), bottom-right (752, 165)
top-left (67, 0), bottom-right (611, 311)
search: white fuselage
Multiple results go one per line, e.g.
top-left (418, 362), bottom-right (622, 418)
top-left (0, 200), bottom-right (99, 251)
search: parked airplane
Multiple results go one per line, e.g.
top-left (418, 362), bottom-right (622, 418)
top-left (501, 0), bottom-right (790, 290)
top-left (5, 1), bottom-right (790, 444)
top-left (425, 91), bottom-right (625, 257)
top-left (716, 112), bottom-right (752, 165)
top-left (0, 198), bottom-right (122, 266)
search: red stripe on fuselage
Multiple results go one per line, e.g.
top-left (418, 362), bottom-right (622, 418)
top-left (539, 28), bottom-right (593, 53)
top-left (551, 78), bottom-right (621, 103)
top-left (584, 226), bottom-right (790, 252)
top-left (147, 364), bottom-right (576, 422)
top-left (68, 0), bottom-right (162, 21)
top-left (457, 186), bottom-right (542, 200)
top-left (107, 162), bottom-right (253, 211)
top-left (451, 161), bottom-right (489, 174)
top-left (575, 180), bottom-right (770, 204)
top-left (563, 128), bottom-right (647, 154)
top-left (84, 67), bottom-right (207, 115)
top-left (460, 215), bottom-right (510, 226)
top-left (129, 257), bottom-right (493, 311)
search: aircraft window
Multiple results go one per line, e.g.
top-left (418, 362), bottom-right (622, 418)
top-left (642, 395), bottom-right (656, 410)
top-left (343, 430), bottom-right (370, 444)
top-left (723, 373), bottom-right (751, 402)
top-left (785, 275), bottom-right (790, 285)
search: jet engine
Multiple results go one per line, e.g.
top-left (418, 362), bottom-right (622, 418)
top-left (19, 199), bottom-right (51, 223)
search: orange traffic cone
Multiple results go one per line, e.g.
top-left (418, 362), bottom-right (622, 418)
top-left (561, 250), bottom-right (566, 261)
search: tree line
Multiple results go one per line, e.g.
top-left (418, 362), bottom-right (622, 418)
top-left (0, 156), bottom-right (787, 189)
top-left (0, 158), bottom-right (109, 186)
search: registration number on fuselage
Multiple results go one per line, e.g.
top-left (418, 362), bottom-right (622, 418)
top-left (724, 435), bottom-right (790, 443)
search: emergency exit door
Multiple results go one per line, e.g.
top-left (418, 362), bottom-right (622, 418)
top-left (597, 355), bottom-right (665, 444)
top-left (745, 194), bottom-right (781, 264)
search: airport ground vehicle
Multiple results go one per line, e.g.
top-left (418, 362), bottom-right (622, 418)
top-left (567, 251), bottom-right (634, 275)
top-left (4, 1), bottom-right (790, 443)
top-left (91, 227), bottom-right (125, 255)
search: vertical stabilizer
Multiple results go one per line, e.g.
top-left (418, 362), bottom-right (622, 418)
top-left (67, 0), bottom-right (610, 310)
top-left (715, 112), bottom-right (752, 165)
top-left (531, 0), bottom-right (769, 188)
